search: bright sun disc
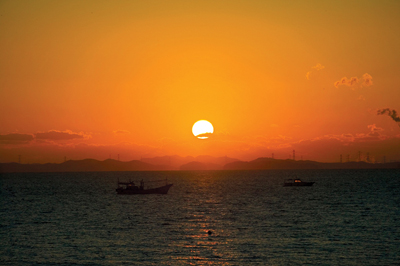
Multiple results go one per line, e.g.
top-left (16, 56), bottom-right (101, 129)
top-left (192, 120), bottom-right (214, 139)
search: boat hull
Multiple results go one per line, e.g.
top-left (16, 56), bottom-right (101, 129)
top-left (284, 182), bottom-right (314, 187)
top-left (116, 184), bottom-right (173, 195)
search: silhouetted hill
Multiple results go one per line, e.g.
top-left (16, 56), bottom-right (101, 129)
top-left (179, 161), bottom-right (208, 171)
top-left (141, 155), bottom-right (239, 170)
top-left (0, 159), bottom-right (171, 173)
top-left (223, 157), bottom-right (400, 170)
top-left (179, 161), bottom-right (223, 171)
top-left (0, 155), bottom-right (238, 173)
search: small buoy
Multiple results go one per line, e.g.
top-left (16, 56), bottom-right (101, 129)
top-left (208, 230), bottom-right (212, 235)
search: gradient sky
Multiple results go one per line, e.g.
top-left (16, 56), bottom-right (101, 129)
top-left (1, 0), bottom-right (400, 163)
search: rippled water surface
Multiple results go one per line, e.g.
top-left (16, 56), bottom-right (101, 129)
top-left (1, 169), bottom-right (400, 265)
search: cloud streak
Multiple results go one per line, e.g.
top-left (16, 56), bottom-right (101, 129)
top-left (0, 133), bottom-right (34, 144)
top-left (362, 73), bottom-right (373, 87)
top-left (334, 73), bottom-right (373, 88)
top-left (377, 108), bottom-right (400, 125)
top-left (306, 63), bottom-right (325, 80)
top-left (35, 130), bottom-right (90, 140)
top-left (113, 130), bottom-right (131, 135)
top-left (367, 124), bottom-right (383, 137)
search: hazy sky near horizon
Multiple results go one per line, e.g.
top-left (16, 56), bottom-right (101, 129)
top-left (1, 0), bottom-right (400, 163)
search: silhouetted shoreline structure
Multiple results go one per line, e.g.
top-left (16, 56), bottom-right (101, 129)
top-left (223, 157), bottom-right (400, 170)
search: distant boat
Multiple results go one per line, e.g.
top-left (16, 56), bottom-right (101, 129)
top-left (284, 178), bottom-right (315, 187)
top-left (116, 179), bottom-right (173, 195)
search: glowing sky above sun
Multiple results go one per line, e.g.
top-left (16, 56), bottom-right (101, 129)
top-left (0, 0), bottom-right (400, 164)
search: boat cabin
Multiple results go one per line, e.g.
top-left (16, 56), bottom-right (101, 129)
top-left (283, 178), bottom-right (315, 187)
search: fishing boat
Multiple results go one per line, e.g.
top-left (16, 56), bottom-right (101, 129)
top-left (284, 178), bottom-right (315, 187)
top-left (116, 179), bottom-right (173, 195)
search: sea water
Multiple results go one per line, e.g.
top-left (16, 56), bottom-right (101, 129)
top-left (1, 169), bottom-right (399, 265)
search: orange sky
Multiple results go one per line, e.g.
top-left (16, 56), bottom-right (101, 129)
top-left (1, 0), bottom-right (400, 163)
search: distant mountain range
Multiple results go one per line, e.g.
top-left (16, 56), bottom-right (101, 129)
top-left (0, 156), bottom-right (399, 173)
top-left (0, 159), bottom-right (165, 173)
top-left (0, 155), bottom-right (239, 173)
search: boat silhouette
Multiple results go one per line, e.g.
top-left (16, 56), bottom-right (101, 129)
top-left (116, 178), bottom-right (173, 194)
top-left (283, 178), bottom-right (315, 187)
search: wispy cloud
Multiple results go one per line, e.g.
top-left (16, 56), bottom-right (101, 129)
top-left (334, 76), bottom-right (358, 87)
top-left (113, 130), bottom-right (131, 135)
top-left (306, 63), bottom-right (325, 80)
top-left (35, 130), bottom-right (90, 140)
top-left (362, 73), bottom-right (373, 87)
top-left (194, 132), bottom-right (213, 139)
top-left (334, 73), bottom-right (373, 88)
top-left (367, 124), bottom-right (384, 137)
top-left (377, 108), bottom-right (400, 126)
top-left (0, 133), bottom-right (34, 144)
top-left (357, 95), bottom-right (366, 101)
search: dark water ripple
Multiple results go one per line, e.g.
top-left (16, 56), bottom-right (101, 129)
top-left (1, 169), bottom-right (400, 265)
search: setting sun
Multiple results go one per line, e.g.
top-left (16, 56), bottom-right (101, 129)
top-left (192, 120), bottom-right (214, 139)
